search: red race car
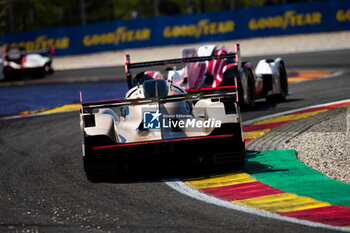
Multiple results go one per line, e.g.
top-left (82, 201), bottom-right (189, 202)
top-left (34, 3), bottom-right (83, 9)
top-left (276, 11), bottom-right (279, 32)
top-left (168, 43), bottom-right (289, 106)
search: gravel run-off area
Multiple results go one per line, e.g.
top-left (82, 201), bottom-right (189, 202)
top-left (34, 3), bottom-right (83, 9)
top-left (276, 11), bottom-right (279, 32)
top-left (284, 108), bottom-right (350, 184)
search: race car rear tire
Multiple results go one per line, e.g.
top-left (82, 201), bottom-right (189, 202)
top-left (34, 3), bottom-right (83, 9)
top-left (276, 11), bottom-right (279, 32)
top-left (4, 71), bottom-right (19, 81)
top-left (32, 68), bottom-right (45, 79)
top-left (277, 62), bottom-right (288, 101)
top-left (83, 154), bottom-right (120, 182)
top-left (238, 69), bottom-right (255, 107)
top-left (267, 62), bottom-right (288, 102)
top-left (85, 171), bottom-right (101, 183)
top-left (247, 69), bottom-right (256, 106)
top-left (45, 63), bottom-right (54, 74)
top-left (83, 158), bottom-right (102, 182)
top-left (84, 163), bottom-right (119, 182)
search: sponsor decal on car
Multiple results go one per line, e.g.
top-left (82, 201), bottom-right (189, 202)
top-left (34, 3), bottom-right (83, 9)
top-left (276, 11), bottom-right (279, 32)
top-left (143, 110), bottom-right (161, 129)
top-left (143, 110), bottom-right (221, 130)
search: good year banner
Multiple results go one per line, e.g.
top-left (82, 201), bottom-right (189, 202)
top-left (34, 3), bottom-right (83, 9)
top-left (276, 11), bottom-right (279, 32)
top-left (1, 0), bottom-right (349, 56)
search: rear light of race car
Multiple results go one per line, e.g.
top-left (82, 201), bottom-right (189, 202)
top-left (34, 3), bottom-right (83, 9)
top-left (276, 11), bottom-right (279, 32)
top-left (21, 56), bottom-right (27, 65)
top-left (50, 44), bottom-right (55, 55)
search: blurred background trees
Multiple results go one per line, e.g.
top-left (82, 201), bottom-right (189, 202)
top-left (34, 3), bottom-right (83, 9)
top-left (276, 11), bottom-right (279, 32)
top-left (0, 0), bottom-right (322, 33)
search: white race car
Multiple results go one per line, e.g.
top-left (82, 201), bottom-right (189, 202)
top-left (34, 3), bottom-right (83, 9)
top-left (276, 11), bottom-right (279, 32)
top-left (80, 52), bottom-right (245, 181)
top-left (1, 46), bottom-right (54, 80)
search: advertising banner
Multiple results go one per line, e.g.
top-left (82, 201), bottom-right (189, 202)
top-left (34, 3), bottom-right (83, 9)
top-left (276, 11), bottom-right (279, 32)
top-left (1, 0), bottom-right (349, 56)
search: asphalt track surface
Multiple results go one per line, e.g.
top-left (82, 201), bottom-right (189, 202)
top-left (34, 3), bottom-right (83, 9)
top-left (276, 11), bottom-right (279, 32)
top-left (1, 49), bottom-right (350, 232)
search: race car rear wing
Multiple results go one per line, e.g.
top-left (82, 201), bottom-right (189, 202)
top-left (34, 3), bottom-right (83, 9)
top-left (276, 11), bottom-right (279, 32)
top-left (124, 43), bottom-right (241, 89)
top-left (81, 85), bottom-right (237, 128)
top-left (81, 86), bottom-right (236, 113)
